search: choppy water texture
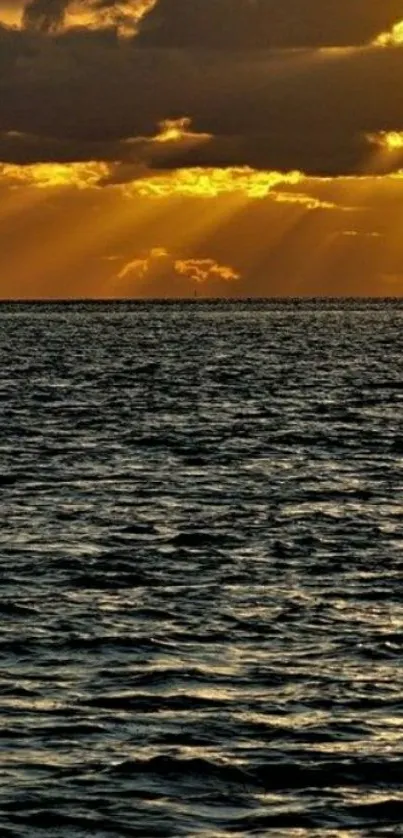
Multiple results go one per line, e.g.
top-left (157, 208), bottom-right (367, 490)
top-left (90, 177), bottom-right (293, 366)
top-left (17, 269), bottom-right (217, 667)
top-left (0, 299), bottom-right (402, 838)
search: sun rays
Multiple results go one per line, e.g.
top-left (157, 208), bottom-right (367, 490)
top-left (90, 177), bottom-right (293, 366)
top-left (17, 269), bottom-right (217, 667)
top-left (1, 161), bottom-right (403, 297)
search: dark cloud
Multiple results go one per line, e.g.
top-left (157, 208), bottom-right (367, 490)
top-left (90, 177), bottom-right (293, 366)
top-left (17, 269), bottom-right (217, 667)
top-left (1, 7), bottom-right (403, 175)
top-left (4, 0), bottom-right (403, 45)
top-left (0, 129), bottom-right (120, 163)
top-left (22, 0), bottom-right (67, 31)
top-left (137, 0), bottom-right (403, 49)
top-left (0, 110), bottom-right (211, 166)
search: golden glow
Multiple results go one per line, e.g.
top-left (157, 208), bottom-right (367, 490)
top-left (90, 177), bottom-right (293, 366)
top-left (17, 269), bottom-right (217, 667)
top-left (2, 7), bottom-right (403, 298)
top-left (0, 181), bottom-right (53, 220)
top-left (175, 257), bottom-right (240, 283)
top-left (128, 167), bottom-right (303, 199)
top-left (374, 20), bottom-right (403, 47)
top-left (342, 230), bottom-right (381, 238)
top-left (383, 131), bottom-right (403, 151)
top-left (272, 191), bottom-right (336, 210)
top-left (154, 118), bottom-right (196, 144)
top-left (1, 160), bottom-right (403, 298)
top-left (118, 246), bottom-right (169, 280)
top-left (12, 188), bottom-right (164, 298)
top-left (104, 190), bottom-right (248, 296)
top-left (146, 117), bottom-right (212, 152)
top-left (0, 3), bottom-right (22, 26)
top-left (0, 160), bottom-right (304, 201)
top-left (118, 250), bottom-right (239, 286)
top-left (112, 249), bottom-right (240, 297)
top-left (64, 0), bottom-right (158, 36)
top-left (0, 162), bottom-right (108, 189)
top-left (366, 132), bottom-right (403, 175)
top-left (368, 131), bottom-right (403, 152)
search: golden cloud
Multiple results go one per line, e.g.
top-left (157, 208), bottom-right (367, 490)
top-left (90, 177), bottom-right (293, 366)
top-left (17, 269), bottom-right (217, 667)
top-left (369, 131), bottom-right (403, 151)
top-left (21, 0), bottom-right (158, 36)
top-left (0, 159), bottom-right (350, 217)
top-left (175, 258), bottom-right (240, 283)
top-left (374, 19), bottom-right (403, 47)
top-left (0, 159), bottom-right (305, 200)
top-left (66, 0), bottom-right (158, 35)
top-left (127, 166), bottom-right (303, 198)
top-left (0, 161), bottom-right (108, 188)
top-left (271, 191), bottom-right (337, 210)
top-left (117, 248), bottom-right (240, 288)
top-left (118, 246), bottom-right (169, 280)
top-left (365, 130), bottom-right (403, 175)
top-left (153, 117), bottom-right (212, 146)
top-left (383, 132), bottom-right (403, 151)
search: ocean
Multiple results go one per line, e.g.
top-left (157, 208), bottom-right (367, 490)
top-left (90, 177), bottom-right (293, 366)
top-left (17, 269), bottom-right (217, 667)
top-left (0, 299), bottom-right (402, 837)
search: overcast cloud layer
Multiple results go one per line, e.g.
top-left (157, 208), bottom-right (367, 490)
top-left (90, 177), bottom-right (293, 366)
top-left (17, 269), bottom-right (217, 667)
top-left (1, 0), bottom-right (403, 175)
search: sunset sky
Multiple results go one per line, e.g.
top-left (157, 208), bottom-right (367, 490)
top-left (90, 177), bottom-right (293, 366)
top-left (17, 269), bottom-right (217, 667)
top-left (1, 0), bottom-right (403, 297)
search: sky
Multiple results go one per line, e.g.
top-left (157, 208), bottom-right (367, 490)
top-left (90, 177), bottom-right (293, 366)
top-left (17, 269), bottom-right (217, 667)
top-left (1, 1), bottom-right (403, 297)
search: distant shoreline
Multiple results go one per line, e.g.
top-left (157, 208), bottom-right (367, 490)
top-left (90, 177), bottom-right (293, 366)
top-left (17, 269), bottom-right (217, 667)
top-left (0, 296), bottom-right (403, 307)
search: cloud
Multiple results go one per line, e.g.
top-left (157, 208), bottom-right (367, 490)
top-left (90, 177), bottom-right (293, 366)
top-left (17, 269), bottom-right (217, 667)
top-left (1, 161), bottom-right (403, 298)
top-left (7, 0), bottom-right (403, 46)
top-left (116, 247), bottom-right (240, 296)
top-left (0, 159), bottom-right (108, 186)
top-left (106, 165), bottom-right (303, 196)
top-left (137, 0), bottom-right (403, 49)
top-left (1, 5), bottom-right (403, 176)
top-left (70, 1), bottom-right (157, 35)
top-left (341, 229), bottom-right (382, 237)
top-left (23, 0), bottom-right (66, 32)
top-left (175, 258), bottom-right (239, 283)
top-left (0, 157), bottom-right (345, 213)
top-left (369, 130), bottom-right (403, 151)
top-left (0, 116), bottom-right (212, 169)
top-left (374, 19), bottom-right (403, 47)
top-left (118, 245), bottom-right (169, 279)
top-left (21, 0), bottom-right (156, 34)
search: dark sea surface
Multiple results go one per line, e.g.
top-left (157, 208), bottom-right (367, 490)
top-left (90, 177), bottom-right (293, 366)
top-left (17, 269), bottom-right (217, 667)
top-left (0, 299), bottom-right (402, 837)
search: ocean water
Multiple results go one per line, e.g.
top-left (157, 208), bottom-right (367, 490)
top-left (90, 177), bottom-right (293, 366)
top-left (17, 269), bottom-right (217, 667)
top-left (0, 299), bottom-right (402, 838)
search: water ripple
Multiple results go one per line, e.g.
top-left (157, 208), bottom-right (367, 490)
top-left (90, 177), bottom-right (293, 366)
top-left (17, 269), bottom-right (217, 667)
top-left (0, 300), bottom-right (402, 837)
